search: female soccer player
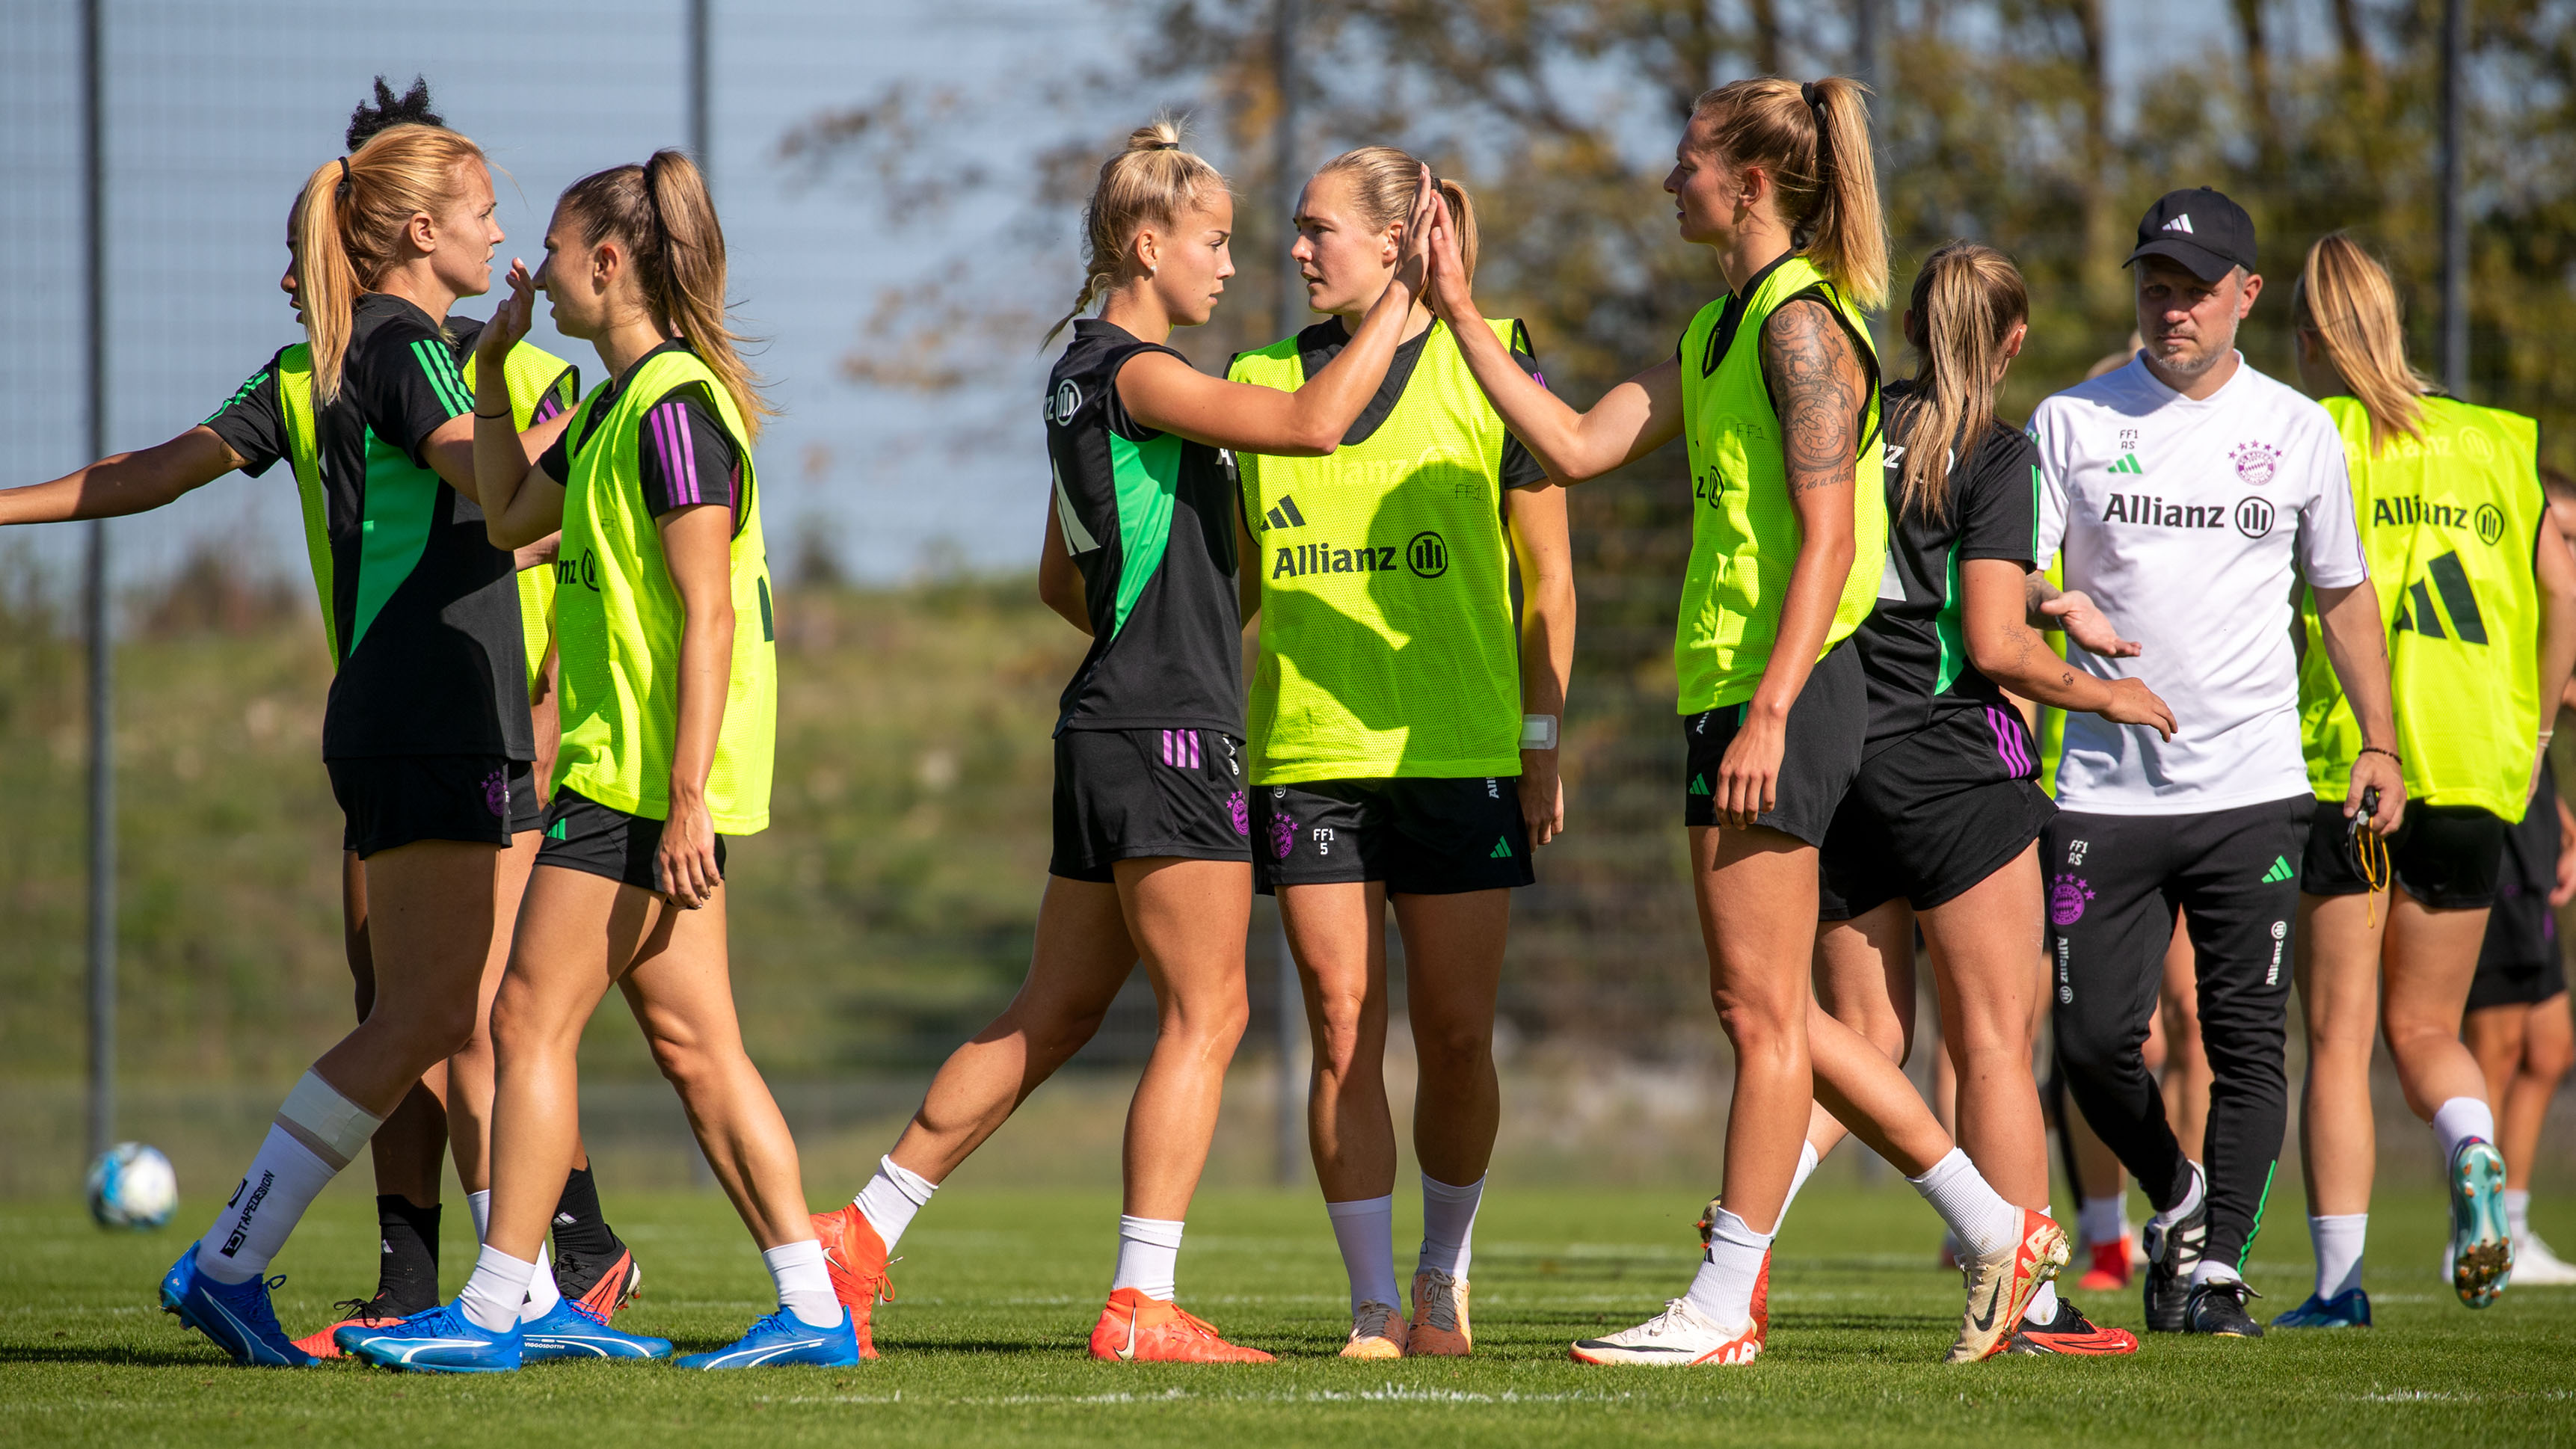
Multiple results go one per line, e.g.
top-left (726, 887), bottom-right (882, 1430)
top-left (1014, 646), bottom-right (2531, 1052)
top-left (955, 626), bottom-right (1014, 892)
top-left (804, 119), bottom-right (1439, 1363)
top-left (1226, 146), bottom-right (1573, 1359)
top-left (0, 116), bottom-right (574, 1368)
top-left (344, 149), bottom-right (829, 1370)
top-left (2278, 234), bottom-right (2576, 1326)
top-left (1778, 242), bottom-right (2175, 1356)
top-left (1424, 76), bottom-right (2020, 1365)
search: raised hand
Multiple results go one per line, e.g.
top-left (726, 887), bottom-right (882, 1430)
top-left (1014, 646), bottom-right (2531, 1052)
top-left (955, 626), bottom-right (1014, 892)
top-left (1423, 195), bottom-right (1475, 324)
top-left (1391, 163), bottom-right (1438, 301)
top-left (475, 258), bottom-right (538, 388)
top-left (2042, 588), bottom-right (2143, 658)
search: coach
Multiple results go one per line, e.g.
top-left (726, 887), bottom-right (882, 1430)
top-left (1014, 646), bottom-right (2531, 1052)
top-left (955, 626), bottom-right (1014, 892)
top-left (2028, 188), bottom-right (2405, 1339)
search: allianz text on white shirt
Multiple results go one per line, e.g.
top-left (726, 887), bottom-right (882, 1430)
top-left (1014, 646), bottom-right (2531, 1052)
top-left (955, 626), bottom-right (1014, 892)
top-left (2032, 353), bottom-right (2367, 815)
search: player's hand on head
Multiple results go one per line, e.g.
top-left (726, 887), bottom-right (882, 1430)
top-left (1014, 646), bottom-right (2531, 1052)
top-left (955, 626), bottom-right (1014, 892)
top-left (1392, 164), bottom-right (1438, 299)
top-left (2042, 589), bottom-right (2142, 658)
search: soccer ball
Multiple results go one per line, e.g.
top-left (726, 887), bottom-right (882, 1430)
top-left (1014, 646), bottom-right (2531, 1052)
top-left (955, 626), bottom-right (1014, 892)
top-left (86, 1142), bottom-right (178, 1231)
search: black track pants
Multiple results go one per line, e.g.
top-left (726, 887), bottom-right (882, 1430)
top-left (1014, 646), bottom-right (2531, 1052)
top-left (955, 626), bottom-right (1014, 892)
top-left (2044, 796), bottom-right (2311, 1272)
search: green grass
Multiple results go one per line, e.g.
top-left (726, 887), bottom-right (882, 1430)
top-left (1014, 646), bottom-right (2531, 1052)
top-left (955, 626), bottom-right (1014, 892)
top-left (6, 1186), bottom-right (2573, 1447)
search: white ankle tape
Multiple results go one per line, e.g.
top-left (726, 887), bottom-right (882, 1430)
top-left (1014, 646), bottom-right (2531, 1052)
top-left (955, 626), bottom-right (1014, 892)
top-left (278, 1071), bottom-right (383, 1165)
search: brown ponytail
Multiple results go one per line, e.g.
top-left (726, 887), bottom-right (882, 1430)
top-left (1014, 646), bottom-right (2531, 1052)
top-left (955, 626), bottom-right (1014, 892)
top-left (557, 150), bottom-right (769, 439)
top-left (1899, 242), bottom-right (2029, 523)
top-left (295, 121), bottom-right (488, 403)
top-left (2292, 233), bottom-right (2429, 456)
top-left (1312, 145), bottom-right (1477, 286)
top-left (1045, 114), bottom-right (1228, 345)
top-left (1688, 76), bottom-right (1888, 310)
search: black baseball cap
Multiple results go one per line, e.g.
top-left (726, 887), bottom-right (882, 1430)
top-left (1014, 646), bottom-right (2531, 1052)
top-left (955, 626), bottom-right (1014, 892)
top-left (2124, 187), bottom-right (2256, 282)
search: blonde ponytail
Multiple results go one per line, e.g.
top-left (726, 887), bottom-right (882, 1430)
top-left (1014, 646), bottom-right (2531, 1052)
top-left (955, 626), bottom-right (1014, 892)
top-left (296, 122), bottom-right (488, 402)
top-left (1689, 76), bottom-right (1888, 310)
top-left (558, 150), bottom-right (769, 439)
top-left (1312, 145), bottom-right (1478, 286)
top-left (1899, 242), bottom-right (2029, 523)
top-left (2293, 233), bottom-right (2429, 455)
top-left (1045, 114), bottom-right (1227, 345)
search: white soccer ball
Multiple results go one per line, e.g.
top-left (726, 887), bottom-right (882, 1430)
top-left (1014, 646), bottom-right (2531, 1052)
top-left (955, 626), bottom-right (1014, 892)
top-left (86, 1142), bottom-right (178, 1231)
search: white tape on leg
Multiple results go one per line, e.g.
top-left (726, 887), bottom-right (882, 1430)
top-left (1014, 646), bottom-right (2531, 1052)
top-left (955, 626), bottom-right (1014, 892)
top-left (277, 1070), bottom-right (384, 1166)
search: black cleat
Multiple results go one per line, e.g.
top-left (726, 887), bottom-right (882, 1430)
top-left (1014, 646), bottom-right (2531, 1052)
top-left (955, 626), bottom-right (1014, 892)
top-left (554, 1233), bottom-right (642, 1323)
top-left (2141, 1171), bottom-right (2208, 1334)
top-left (2184, 1277), bottom-right (2264, 1337)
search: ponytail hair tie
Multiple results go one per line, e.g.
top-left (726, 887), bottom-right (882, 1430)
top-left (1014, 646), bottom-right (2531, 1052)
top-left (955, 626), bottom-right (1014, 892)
top-left (1800, 81), bottom-right (1820, 109)
top-left (335, 156), bottom-right (352, 200)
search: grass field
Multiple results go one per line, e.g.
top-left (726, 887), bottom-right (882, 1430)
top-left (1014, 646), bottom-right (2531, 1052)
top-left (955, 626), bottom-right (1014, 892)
top-left (7, 1185), bottom-right (2573, 1448)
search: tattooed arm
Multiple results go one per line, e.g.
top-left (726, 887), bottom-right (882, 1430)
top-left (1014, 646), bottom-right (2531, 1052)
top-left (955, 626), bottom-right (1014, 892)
top-left (1706, 299), bottom-right (1866, 828)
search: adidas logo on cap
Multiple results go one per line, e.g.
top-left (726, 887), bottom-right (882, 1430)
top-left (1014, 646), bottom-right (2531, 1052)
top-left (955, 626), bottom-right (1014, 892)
top-left (2162, 214), bottom-right (2195, 234)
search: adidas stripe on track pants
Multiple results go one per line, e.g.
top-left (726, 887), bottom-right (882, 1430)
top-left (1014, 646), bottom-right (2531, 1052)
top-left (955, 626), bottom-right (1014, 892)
top-left (2042, 795), bottom-right (2314, 1274)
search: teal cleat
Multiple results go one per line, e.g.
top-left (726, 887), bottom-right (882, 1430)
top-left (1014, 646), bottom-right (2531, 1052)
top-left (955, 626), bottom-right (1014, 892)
top-left (521, 1297), bottom-right (673, 1362)
top-left (2271, 1288), bottom-right (2371, 1329)
top-left (2450, 1139), bottom-right (2513, 1308)
top-left (674, 1308), bottom-right (860, 1369)
top-left (160, 1245), bottom-right (316, 1368)
top-left (340, 1302), bottom-right (524, 1373)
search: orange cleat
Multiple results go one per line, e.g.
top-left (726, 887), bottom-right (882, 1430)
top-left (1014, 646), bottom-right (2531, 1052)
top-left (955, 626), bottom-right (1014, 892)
top-left (811, 1204), bottom-right (895, 1360)
top-left (290, 1296), bottom-right (405, 1360)
top-left (557, 1244), bottom-right (642, 1323)
top-left (1341, 1299), bottom-right (1408, 1359)
top-left (1407, 1270), bottom-right (1471, 1356)
top-left (2077, 1234), bottom-right (2134, 1292)
top-left (1949, 1209), bottom-right (2071, 1363)
top-left (1087, 1288), bottom-right (1275, 1363)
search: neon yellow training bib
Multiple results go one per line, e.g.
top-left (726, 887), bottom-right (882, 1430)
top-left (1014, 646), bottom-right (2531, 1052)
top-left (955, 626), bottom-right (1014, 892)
top-left (1229, 317), bottom-right (1527, 783)
top-left (551, 346), bottom-right (777, 834)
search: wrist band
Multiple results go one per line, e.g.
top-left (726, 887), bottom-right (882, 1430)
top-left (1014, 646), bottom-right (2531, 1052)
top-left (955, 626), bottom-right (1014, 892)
top-left (2359, 745), bottom-right (2403, 766)
top-left (474, 406), bottom-right (510, 419)
top-left (1520, 713), bottom-right (1559, 750)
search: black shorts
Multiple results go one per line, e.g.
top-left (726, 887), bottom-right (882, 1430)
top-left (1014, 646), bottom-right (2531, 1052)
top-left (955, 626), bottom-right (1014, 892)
top-left (329, 754), bottom-right (540, 858)
top-left (1682, 636), bottom-right (1866, 848)
top-left (535, 788), bottom-right (727, 892)
top-left (2472, 768), bottom-right (2566, 1009)
top-left (2299, 798), bottom-right (2507, 910)
top-left (1819, 706), bottom-right (2055, 920)
top-left (1252, 775), bottom-right (1534, 896)
top-left (1049, 726), bottom-right (1252, 883)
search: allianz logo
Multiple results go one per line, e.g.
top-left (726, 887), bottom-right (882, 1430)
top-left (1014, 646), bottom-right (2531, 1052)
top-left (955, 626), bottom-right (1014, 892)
top-left (1270, 531), bottom-right (1450, 581)
top-left (2373, 495), bottom-right (2507, 546)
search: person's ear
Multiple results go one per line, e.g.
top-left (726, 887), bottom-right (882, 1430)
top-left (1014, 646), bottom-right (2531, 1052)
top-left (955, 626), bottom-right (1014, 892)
top-left (407, 210), bottom-right (437, 256)
top-left (2237, 271), bottom-right (2264, 317)
top-left (1133, 227), bottom-right (1162, 280)
top-left (2003, 320), bottom-right (2029, 360)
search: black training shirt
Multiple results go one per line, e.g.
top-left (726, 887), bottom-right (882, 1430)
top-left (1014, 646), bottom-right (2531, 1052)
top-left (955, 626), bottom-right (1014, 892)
top-left (539, 339), bottom-right (743, 527)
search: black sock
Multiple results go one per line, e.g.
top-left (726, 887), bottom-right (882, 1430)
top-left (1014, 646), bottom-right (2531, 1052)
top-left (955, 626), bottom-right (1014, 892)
top-left (551, 1165), bottom-right (618, 1261)
top-left (375, 1196), bottom-right (442, 1316)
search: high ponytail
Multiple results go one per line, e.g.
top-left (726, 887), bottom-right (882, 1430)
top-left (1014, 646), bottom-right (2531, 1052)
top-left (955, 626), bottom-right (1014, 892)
top-left (296, 121), bottom-right (488, 403)
top-left (1899, 242), bottom-right (2029, 523)
top-left (1312, 145), bottom-right (1477, 286)
top-left (2293, 233), bottom-right (2429, 456)
top-left (1689, 76), bottom-right (1888, 310)
top-left (1045, 114), bottom-right (1228, 345)
top-left (557, 150), bottom-right (769, 439)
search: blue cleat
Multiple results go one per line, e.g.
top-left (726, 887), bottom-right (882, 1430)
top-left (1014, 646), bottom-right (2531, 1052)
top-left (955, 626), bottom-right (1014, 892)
top-left (160, 1244), bottom-right (316, 1368)
top-left (2270, 1288), bottom-right (2372, 1329)
top-left (521, 1297), bottom-right (673, 1362)
top-left (673, 1308), bottom-right (860, 1369)
top-left (2450, 1138), bottom-right (2513, 1308)
top-left (339, 1302), bottom-right (523, 1373)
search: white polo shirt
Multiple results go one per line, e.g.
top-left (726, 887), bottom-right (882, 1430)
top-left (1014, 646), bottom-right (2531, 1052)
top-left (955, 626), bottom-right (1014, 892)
top-left (2034, 352), bottom-right (2366, 815)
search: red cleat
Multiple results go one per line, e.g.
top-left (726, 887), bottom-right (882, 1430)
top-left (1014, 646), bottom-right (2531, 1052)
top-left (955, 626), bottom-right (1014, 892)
top-left (290, 1296), bottom-right (405, 1360)
top-left (810, 1203), bottom-right (894, 1360)
top-left (2005, 1296), bottom-right (2140, 1355)
top-left (1087, 1288), bottom-right (1274, 1363)
top-left (2077, 1234), bottom-right (2134, 1292)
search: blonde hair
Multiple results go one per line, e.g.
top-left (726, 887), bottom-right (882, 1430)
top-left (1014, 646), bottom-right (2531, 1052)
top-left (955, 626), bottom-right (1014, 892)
top-left (1045, 115), bottom-right (1228, 345)
top-left (2293, 233), bottom-right (2430, 455)
top-left (1899, 242), bottom-right (2029, 523)
top-left (1689, 76), bottom-right (1887, 310)
top-left (294, 122), bottom-right (488, 402)
top-left (556, 150), bottom-right (769, 440)
top-left (1311, 145), bottom-right (1477, 286)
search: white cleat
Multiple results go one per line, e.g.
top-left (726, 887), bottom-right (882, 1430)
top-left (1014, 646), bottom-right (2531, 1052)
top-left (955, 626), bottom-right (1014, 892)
top-left (1570, 1296), bottom-right (1761, 1367)
top-left (2510, 1231), bottom-right (2576, 1286)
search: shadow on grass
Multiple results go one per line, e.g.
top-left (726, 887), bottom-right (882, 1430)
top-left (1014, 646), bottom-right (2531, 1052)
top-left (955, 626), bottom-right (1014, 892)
top-left (0, 1344), bottom-right (239, 1368)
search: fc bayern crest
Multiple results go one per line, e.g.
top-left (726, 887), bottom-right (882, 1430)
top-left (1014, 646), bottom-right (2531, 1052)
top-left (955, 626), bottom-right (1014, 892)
top-left (2231, 440), bottom-right (2280, 486)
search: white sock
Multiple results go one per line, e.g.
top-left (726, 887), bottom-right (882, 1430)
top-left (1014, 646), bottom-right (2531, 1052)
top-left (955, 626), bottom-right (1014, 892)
top-left (1327, 1196), bottom-right (1400, 1311)
top-left (1684, 1207), bottom-right (1772, 1330)
top-left (1779, 1140), bottom-right (1822, 1220)
top-left (194, 1126), bottom-right (339, 1285)
top-left (855, 1155), bottom-right (938, 1252)
top-left (468, 1190), bottom-right (492, 1245)
top-left (2078, 1193), bottom-right (2127, 1247)
top-left (520, 1244), bottom-right (562, 1323)
top-left (2023, 1206), bottom-right (2060, 1324)
top-left (1112, 1215), bottom-right (1185, 1302)
top-left (459, 1244), bottom-right (537, 1334)
top-left (2148, 1161), bottom-right (2206, 1232)
top-left (2311, 1213), bottom-right (2367, 1299)
top-left (2505, 1189), bottom-right (2533, 1240)
top-left (1906, 1148), bottom-right (2020, 1259)
top-left (1417, 1175), bottom-right (1484, 1279)
top-left (764, 1239), bottom-right (844, 1329)
top-left (2190, 1257), bottom-right (2243, 1288)
top-left (2432, 1097), bottom-right (2497, 1162)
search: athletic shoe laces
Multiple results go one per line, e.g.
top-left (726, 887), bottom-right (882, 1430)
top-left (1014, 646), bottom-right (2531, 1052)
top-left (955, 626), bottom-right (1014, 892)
top-left (1629, 1299), bottom-right (1700, 1339)
top-left (1415, 1270), bottom-right (1461, 1332)
top-left (1351, 1301), bottom-right (1402, 1341)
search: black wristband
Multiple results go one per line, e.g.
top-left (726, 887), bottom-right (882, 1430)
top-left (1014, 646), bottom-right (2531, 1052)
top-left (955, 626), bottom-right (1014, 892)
top-left (474, 407), bottom-right (511, 419)
top-left (2358, 745), bottom-right (2403, 766)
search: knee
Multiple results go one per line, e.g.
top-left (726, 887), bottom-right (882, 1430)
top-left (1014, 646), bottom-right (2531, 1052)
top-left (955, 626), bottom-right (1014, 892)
top-left (2524, 1032), bottom-right (2576, 1084)
top-left (1166, 988), bottom-right (1249, 1055)
top-left (1413, 1017), bottom-right (1494, 1077)
top-left (645, 1030), bottom-right (728, 1095)
top-left (1713, 985), bottom-right (1801, 1060)
top-left (1306, 985), bottom-right (1376, 1070)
